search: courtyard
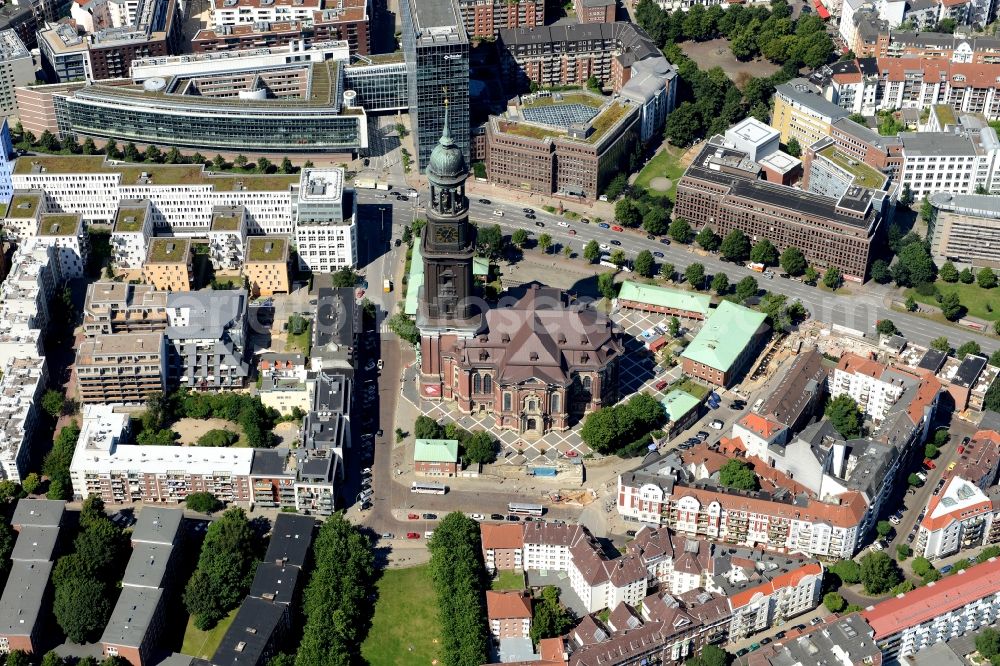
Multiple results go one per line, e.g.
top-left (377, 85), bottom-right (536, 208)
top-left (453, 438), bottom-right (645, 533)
top-left (679, 39), bottom-right (781, 82)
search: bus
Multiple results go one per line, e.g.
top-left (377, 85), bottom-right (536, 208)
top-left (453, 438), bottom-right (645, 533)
top-left (508, 502), bottom-right (544, 516)
top-left (411, 481), bottom-right (447, 495)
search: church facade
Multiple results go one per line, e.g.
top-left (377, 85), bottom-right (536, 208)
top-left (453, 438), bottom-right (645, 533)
top-left (415, 112), bottom-right (622, 437)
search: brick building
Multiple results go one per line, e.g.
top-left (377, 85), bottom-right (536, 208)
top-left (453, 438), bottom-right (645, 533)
top-left (457, 0), bottom-right (544, 38)
top-left (481, 523), bottom-right (525, 572)
top-left (680, 301), bottom-right (769, 388)
top-left (486, 591), bottom-right (532, 640)
top-left (413, 438), bottom-right (459, 477)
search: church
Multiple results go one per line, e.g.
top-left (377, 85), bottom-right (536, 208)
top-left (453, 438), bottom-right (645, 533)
top-left (415, 113), bottom-right (623, 438)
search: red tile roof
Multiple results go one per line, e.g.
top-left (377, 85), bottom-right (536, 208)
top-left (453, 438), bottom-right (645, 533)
top-left (863, 558), bottom-right (1000, 638)
top-left (836, 352), bottom-right (886, 379)
top-left (919, 477), bottom-right (992, 532)
top-left (670, 484), bottom-right (869, 528)
top-left (719, 436), bottom-right (745, 455)
top-left (486, 591), bottom-right (532, 620)
top-left (728, 562), bottom-right (824, 609)
top-left (907, 376), bottom-right (942, 427)
top-left (481, 523), bottom-right (525, 550)
top-left (738, 413), bottom-right (785, 440)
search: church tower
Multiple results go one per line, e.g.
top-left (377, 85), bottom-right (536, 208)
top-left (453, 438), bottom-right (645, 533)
top-left (417, 104), bottom-right (479, 331)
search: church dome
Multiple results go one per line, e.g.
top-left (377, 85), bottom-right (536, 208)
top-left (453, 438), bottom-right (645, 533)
top-left (427, 108), bottom-right (466, 182)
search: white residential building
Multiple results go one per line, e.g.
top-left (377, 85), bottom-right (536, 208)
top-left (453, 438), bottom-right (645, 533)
top-left (293, 168), bottom-right (358, 272)
top-left (0, 245), bottom-right (57, 333)
top-left (33, 213), bottom-right (89, 279)
top-left (899, 128), bottom-right (1000, 199)
top-left (208, 206), bottom-right (248, 271)
top-left (0, 357), bottom-right (47, 483)
top-left (210, 0), bottom-right (324, 29)
top-left (830, 352), bottom-right (909, 423)
top-left (110, 200), bottom-right (154, 269)
top-left (915, 476), bottom-right (994, 560)
top-left (0, 30), bottom-right (34, 119)
top-left (4, 190), bottom-right (46, 241)
top-left (732, 413), bottom-right (786, 462)
top-left (863, 557), bottom-right (1000, 663)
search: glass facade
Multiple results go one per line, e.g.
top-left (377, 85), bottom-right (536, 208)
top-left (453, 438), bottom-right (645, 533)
top-left (400, 0), bottom-right (470, 172)
top-left (344, 62), bottom-right (409, 112)
top-left (57, 92), bottom-right (366, 152)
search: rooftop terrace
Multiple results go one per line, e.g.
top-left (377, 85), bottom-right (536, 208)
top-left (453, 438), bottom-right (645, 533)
top-left (817, 143), bottom-right (886, 189)
top-left (115, 204), bottom-right (148, 232)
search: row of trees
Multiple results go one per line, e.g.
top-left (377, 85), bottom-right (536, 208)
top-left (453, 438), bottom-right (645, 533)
top-left (183, 507), bottom-right (259, 629)
top-left (939, 263), bottom-right (998, 288)
top-left (41, 424), bottom-right (80, 501)
top-left (295, 513), bottom-right (375, 665)
top-left (579, 393), bottom-right (666, 455)
top-left (52, 496), bottom-right (128, 642)
top-left (413, 416), bottom-right (498, 465)
top-left (428, 513), bottom-right (490, 666)
top-left (138, 389), bottom-right (279, 448)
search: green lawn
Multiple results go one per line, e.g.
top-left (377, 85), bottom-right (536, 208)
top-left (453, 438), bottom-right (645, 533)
top-left (635, 145), bottom-right (688, 200)
top-left (491, 570), bottom-right (525, 591)
top-left (673, 377), bottom-right (710, 400)
top-left (181, 608), bottom-right (238, 660)
top-left (905, 281), bottom-right (1000, 321)
top-left (362, 565), bottom-right (441, 666)
top-left (286, 321), bottom-right (313, 356)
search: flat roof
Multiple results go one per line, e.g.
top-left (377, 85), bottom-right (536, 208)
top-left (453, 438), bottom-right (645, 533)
top-left (414, 438), bottom-right (459, 463)
top-left (122, 542), bottom-right (174, 589)
top-left (249, 563), bottom-right (300, 605)
top-left (776, 79), bottom-right (849, 120)
top-left (406, 0), bottom-right (465, 37)
top-left (211, 206), bottom-right (245, 231)
top-left (101, 586), bottom-right (164, 649)
top-left (681, 301), bottom-right (767, 373)
top-left (246, 237), bottom-right (288, 262)
top-left (817, 143), bottom-right (887, 189)
top-left (5, 191), bottom-right (42, 219)
top-left (617, 281), bottom-right (711, 316)
top-left (727, 117), bottom-right (779, 146)
top-left (114, 201), bottom-right (149, 232)
top-left (11, 525), bottom-right (60, 562)
top-left (37, 214), bottom-right (81, 236)
top-left (899, 131), bottom-right (977, 156)
top-left (0, 560), bottom-right (53, 638)
top-left (211, 597), bottom-right (288, 665)
top-left (757, 151), bottom-right (802, 175)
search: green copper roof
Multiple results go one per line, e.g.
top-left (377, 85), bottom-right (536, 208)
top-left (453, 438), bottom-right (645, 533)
top-left (414, 439), bottom-right (459, 463)
top-left (427, 106), bottom-right (466, 181)
top-left (681, 301), bottom-right (767, 373)
top-left (618, 281), bottom-right (712, 316)
top-left (660, 390), bottom-right (701, 422)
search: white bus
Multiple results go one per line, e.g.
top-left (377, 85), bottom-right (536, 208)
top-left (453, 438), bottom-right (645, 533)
top-left (508, 502), bottom-right (544, 516)
top-left (411, 481), bottom-right (447, 495)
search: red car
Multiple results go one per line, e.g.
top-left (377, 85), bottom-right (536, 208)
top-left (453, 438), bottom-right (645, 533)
top-left (655, 380), bottom-right (668, 391)
top-left (565, 450), bottom-right (578, 458)
top-left (406, 532), bottom-right (421, 539)
top-left (611, 225), bottom-right (624, 232)
top-left (407, 513), bottom-right (419, 520)
top-left (958, 446), bottom-right (965, 454)
top-left (923, 458), bottom-right (936, 470)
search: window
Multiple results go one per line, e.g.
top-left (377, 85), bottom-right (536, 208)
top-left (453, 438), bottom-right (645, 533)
top-left (551, 393), bottom-right (560, 413)
top-left (582, 376), bottom-right (592, 391)
top-left (503, 392), bottom-right (512, 411)
top-left (483, 374), bottom-right (493, 394)
top-left (473, 373), bottom-right (482, 394)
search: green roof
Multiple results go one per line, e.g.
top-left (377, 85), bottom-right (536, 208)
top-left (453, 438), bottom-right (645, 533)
top-left (816, 144), bottom-right (886, 190)
top-left (404, 240), bottom-right (424, 317)
top-left (147, 238), bottom-right (191, 263)
top-left (212, 210), bottom-right (244, 231)
top-left (681, 301), bottom-right (767, 373)
top-left (247, 237), bottom-right (287, 262)
top-left (618, 281), bottom-right (712, 316)
top-left (660, 390), bottom-right (701, 422)
top-left (522, 93), bottom-right (605, 109)
top-left (114, 205), bottom-right (147, 232)
top-left (5, 192), bottom-right (42, 219)
top-left (932, 104), bottom-right (956, 128)
top-left (473, 257), bottom-right (489, 277)
top-left (413, 439), bottom-right (459, 463)
top-left (38, 214), bottom-right (80, 236)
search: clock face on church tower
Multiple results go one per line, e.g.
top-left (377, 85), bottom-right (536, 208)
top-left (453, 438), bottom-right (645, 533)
top-left (433, 224), bottom-right (459, 244)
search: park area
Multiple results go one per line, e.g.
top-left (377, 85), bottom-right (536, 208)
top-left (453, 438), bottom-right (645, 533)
top-left (634, 144), bottom-right (691, 200)
top-left (906, 281), bottom-right (1000, 322)
top-left (679, 39), bottom-right (781, 82)
top-left (173, 417), bottom-right (245, 446)
top-left (361, 565), bottom-right (441, 666)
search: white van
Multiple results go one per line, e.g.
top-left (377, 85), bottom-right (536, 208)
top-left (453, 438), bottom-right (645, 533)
top-left (493, 210), bottom-right (504, 217)
top-left (424, 530), bottom-right (435, 539)
top-left (357, 489), bottom-right (373, 501)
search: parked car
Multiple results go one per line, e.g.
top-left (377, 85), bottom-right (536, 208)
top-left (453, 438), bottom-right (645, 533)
top-left (523, 208), bottom-right (535, 214)
top-left (557, 221), bottom-right (570, 227)
top-left (406, 532), bottom-right (421, 539)
top-left (424, 531), bottom-right (435, 539)
top-left (761, 637), bottom-right (772, 645)
top-left (471, 513), bottom-right (485, 521)
top-left (646, 234), bottom-right (656, 240)
top-left (610, 239), bottom-right (622, 246)
top-left (422, 513), bottom-right (437, 520)
top-left (479, 198), bottom-right (491, 204)
top-left (506, 514), bottom-right (521, 522)
top-left (941, 564), bottom-right (954, 574)
top-left (660, 238), bottom-right (671, 245)
top-left (364, 360), bottom-right (376, 371)
top-left (774, 631), bottom-right (786, 640)
top-left (490, 513), bottom-right (505, 521)
top-left (380, 532), bottom-right (394, 539)
top-left (611, 225), bottom-right (624, 232)
top-left (625, 530), bottom-right (637, 537)
top-left (535, 221), bottom-right (545, 227)
top-left (598, 222), bottom-right (611, 229)
top-left (810, 617), bottom-right (823, 626)
top-left (709, 419), bottom-right (724, 430)
top-left (696, 431), bottom-right (710, 441)
top-left (655, 380), bottom-right (668, 391)
top-left (948, 461), bottom-right (957, 471)
top-left (407, 513), bottom-right (419, 520)
top-left (923, 458), bottom-right (936, 470)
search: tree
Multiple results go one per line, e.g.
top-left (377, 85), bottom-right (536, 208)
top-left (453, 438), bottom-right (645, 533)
top-left (642, 207), bottom-right (669, 236)
top-left (911, 556), bottom-right (933, 578)
top-left (803, 265), bottom-right (819, 285)
top-left (184, 508), bottom-right (258, 630)
top-left (164, 146), bottom-right (183, 164)
top-left (685, 263), bottom-right (705, 289)
top-left (41, 389), bottom-right (65, 418)
top-left (198, 429), bottom-right (239, 447)
top-left (464, 431), bottom-right (496, 465)
top-left (512, 229), bottom-right (528, 248)
top-left (978, 267), bottom-right (998, 289)
top-left (634, 250), bottom-right (655, 278)
top-left (825, 394), bottom-right (862, 439)
top-left (908, 472), bottom-right (923, 487)
top-left (685, 644), bottom-right (728, 666)
top-left (584, 240), bottom-right (601, 263)
top-left (38, 130), bottom-right (59, 151)
top-left (5, 652), bottom-right (30, 666)
top-left (939, 292), bottom-right (964, 321)
top-left (876, 319), bottom-right (898, 336)
top-left (234, 154), bottom-right (249, 169)
top-left (660, 262), bottom-right (675, 281)
top-left (719, 460), bottom-right (759, 491)
top-left (710, 272), bottom-right (729, 295)
top-left (280, 157), bottom-right (294, 174)
top-left (610, 249), bottom-right (627, 269)
top-left (614, 199), bottom-right (642, 228)
top-left (476, 224), bottom-right (503, 259)
top-left (212, 154), bottom-right (226, 170)
top-left (60, 134), bottom-right (78, 154)
top-left (734, 275), bottom-right (758, 302)
top-left (256, 156), bottom-right (272, 174)
top-left (894, 242), bottom-right (937, 287)
top-left (976, 628), bottom-right (1000, 660)
top-left (538, 233), bottom-right (553, 254)
top-left (897, 544), bottom-right (911, 560)
top-left (123, 142), bottom-right (140, 162)
top-left (415, 415), bottom-right (444, 440)
top-left (191, 152), bottom-right (206, 166)
top-left (80, 495), bottom-right (106, 529)
top-left (860, 551), bottom-right (901, 594)
top-left (779, 246), bottom-right (807, 276)
top-left (991, 350), bottom-right (1000, 367)
top-left (598, 272), bottom-right (617, 300)
top-left (931, 336), bottom-right (951, 354)
top-left (0, 480), bottom-right (21, 504)
top-left (144, 144), bottom-right (162, 163)
top-left (54, 577), bottom-right (113, 642)
top-left (960, 267), bottom-right (975, 284)
top-left (925, 443), bottom-right (939, 459)
top-left (750, 239), bottom-right (779, 266)
top-left (823, 591), bottom-right (846, 612)
top-left (669, 218), bottom-right (693, 244)
top-left (720, 229), bottom-right (750, 262)
top-left (604, 173), bottom-right (628, 200)
top-left (81, 137), bottom-right (97, 155)
top-left (695, 227), bottom-right (720, 251)
top-left (829, 559), bottom-right (861, 584)
top-left (330, 267), bottom-right (358, 288)
top-left (823, 266), bottom-right (843, 289)
top-left (665, 102), bottom-right (703, 146)
top-left (530, 587), bottom-right (574, 643)
top-left (40, 652), bottom-right (65, 666)
top-left (870, 259), bottom-right (891, 284)
top-left (786, 136), bottom-right (801, 157)
top-left (668, 316), bottom-right (680, 337)
top-left (957, 341), bottom-right (981, 360)
top-left (21, 473), bottom-right (39, 495)
top-left (939, 261), bottom-right (959, 283)
top-left (876, 520), bottom-right (892, 539)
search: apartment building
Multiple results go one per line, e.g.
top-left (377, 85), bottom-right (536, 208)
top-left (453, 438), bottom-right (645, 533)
top-left (928, 192), bottom-right (1000, 269)
top-left (33, 212), bottom-right (88, 279)
top-left (142, 238), bottom-right (192, 292)
top-left (481, 523), bottom-right (524, 572)
top-left (0, 244), bottom-right (56, 336)
top-left (83, 282), bottom-right (168, 335)
top-left (111, 200), bottom-right (153, 269)
top-left (257, 352), bottom-right (309, 415)
top-left (802, 137), bottom-right (889, 200)
top-left (758, 348), bottom-right (827, 432)
top-left (574, 0), bottom-right (615, 23)
top-left (772, 79), bottom-right (849, 148)
top-left (0, 357), bottom-right (47, 485)
top-left (899, 128), bottom-right (1000, 199)
top-left (201, 0), bottom-right (370, 54)
top-left (100, 507), bottom-right (182, 666)
top-left (3, 189), bottom-right (45, 240)
top-left (674, 138), bottom-right (887, 282)
top-left (831, 353), bottom-right (910, 423)
top-left (75, 332), bottom-right (167, 404)
top-left (679, 301), bottom-right (769, 388)
top-left (863, 557), bottom-right (1000, 663)
top-left (70, 403), bottom-right (253, 503)
top-left (749, 615), bottom-right (882, 666)
top-left (165, 290), bottom-right (249, 389)
top-left (486, 591), bottom-right (532, 640)
top-left (0, 499), bottom-right (65, 655)
top-left (293, 168), bottom-right (357, 272)
top-left (0, 30), bottom-right (34, 118)
top-left (244, 237), bottom-right (290, 297)
top-left (208, 206), bottom-right (247, 271)
top-left (457, 0), bottom-right (543, 37)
